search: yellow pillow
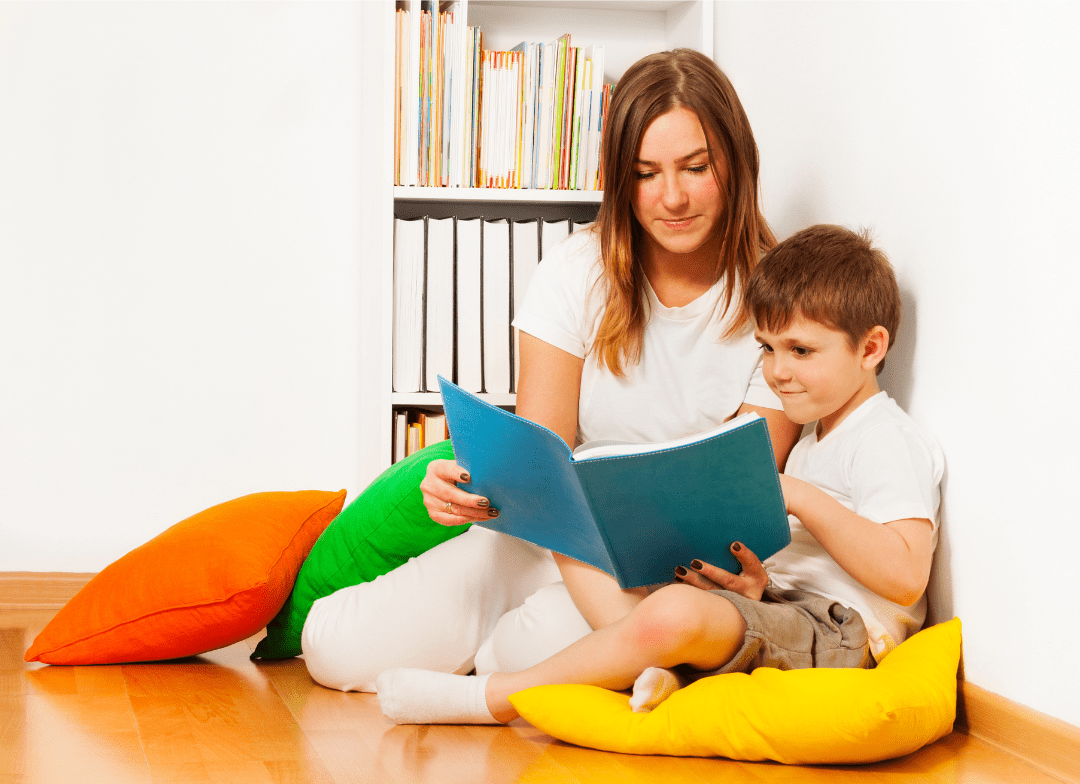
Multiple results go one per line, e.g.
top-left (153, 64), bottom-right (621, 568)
top-left (509, 617), bottom-right (961, 765)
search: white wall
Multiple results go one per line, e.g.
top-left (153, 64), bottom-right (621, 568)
top-left (0, 2), bottom-right (389, 571)
top-left (715, 2), bottom-right (1080, 727)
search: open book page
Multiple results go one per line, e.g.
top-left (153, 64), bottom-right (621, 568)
top-left (572, 412), bottom-right (761, 461)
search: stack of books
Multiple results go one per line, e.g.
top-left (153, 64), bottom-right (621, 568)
top-left (392, 215), bottom-right (591, 402)
top-left (394, 1), bottom-right (610, 190)
top-left (392, 408), bottom-right (448, 463)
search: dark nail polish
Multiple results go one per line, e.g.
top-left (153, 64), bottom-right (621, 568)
top-left (476, 498), bottom-right (490, 508)
top-left (488, 508), bottom-right (499, 518)
top-left (459, 472), bottom-right (471, 483)
top-left (731, 542), bottom-right (742, 552)
top-left (674, 565), bottom-right (687, 577)
top-left (690, 560), bottom-right (703, 571)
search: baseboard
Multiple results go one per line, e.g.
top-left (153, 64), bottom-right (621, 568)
top-left (958, 680), bottom-right (1080, 784)
top-left (0, 571), bottom-right (95, 609)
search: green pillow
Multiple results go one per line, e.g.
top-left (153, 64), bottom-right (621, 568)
top-left (252, 440), bottom-right (468, 659)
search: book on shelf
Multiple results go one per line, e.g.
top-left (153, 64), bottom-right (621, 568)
top-left (456, 216), bottom-right (483, 392)
top-left (439, 376), bottom-right (791, 589)
top-left (582, 44), bottom-right (604, 190)
top-left (540, 217), bottom-right (570, 259)
top-left (510, 218), bottom-right (540, 392)
top-left (535, 38), bottom-right (556, 189)
top-left (408, 419), bottom-right (422, 456)
top-left (392, 216), bottom-right (425, 393)
top-left (394, 410), bottom-right (408, 463)
top-left (568, 45), bottom-right (586, 190)
top-left (482, 218), bottom-right (511, 393)
top-left (425, 216), bottom-right (454, 390)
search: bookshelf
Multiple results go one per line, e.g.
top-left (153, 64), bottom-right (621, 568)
top-left (375, 0), bottom-right (714, 471)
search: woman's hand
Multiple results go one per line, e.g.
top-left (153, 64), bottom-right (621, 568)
top-left (674, 542), bottom-right (769, 601)
top-left (419, 459), bottom-right (499, 526)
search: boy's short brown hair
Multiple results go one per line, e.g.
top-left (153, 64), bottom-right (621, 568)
top-left (745, 224), bottom-right (900, 374)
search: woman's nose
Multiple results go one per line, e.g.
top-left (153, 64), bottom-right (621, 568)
top-left (661, 173), bottom-right (688, 211)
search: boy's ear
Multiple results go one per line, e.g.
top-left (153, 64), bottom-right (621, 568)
top-left (861, 326), bottom-right (889, 371)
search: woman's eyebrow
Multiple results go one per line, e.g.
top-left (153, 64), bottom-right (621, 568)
top-left (634, 148), bottom-right (710, 166)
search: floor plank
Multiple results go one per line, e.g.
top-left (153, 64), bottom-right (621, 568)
top-left (2, 608), bottom-right (1072, 784)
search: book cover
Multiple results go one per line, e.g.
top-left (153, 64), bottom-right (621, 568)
top-left (439, 377), bottom-right (791, 588)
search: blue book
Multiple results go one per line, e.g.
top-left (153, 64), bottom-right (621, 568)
top-left (439, 377), bottom-right (791, 589)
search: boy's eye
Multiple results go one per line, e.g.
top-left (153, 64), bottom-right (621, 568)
top-left (792, 346), bottom-right (811, 357)
top-left (757, 343), bottom-right (773, 354)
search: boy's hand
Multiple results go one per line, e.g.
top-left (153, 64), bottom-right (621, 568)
top-left (674, 543), bottom-right (769, 602)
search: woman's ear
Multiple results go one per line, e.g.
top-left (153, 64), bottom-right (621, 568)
top-left (861, 325), bottom-right (890, 371)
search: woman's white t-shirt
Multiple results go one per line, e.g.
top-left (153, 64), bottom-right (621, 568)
top-left (513, 229), bottom-right (780, 447)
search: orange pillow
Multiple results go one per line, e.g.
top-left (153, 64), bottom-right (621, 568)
top-left (24, 489), bottom-right (346, 664)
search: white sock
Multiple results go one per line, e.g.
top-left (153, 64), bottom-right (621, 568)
top-left (629, 667), bottom-right (684, 713)
top-left (376, 668), bottom-right (498, 725)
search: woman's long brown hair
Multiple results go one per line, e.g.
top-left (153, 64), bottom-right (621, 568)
top-left (591, 49), bottom-right (775, 377)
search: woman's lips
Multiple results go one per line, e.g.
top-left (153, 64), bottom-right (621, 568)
top-left (661, 217), bottom-right (695, 230)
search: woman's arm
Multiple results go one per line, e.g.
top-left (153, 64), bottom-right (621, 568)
top-left (515, 333), bottom-right (651, 629)
top-left (513, 332), bottom-right (582, 447)
top-left (736, 403), bottom-right (801, 473)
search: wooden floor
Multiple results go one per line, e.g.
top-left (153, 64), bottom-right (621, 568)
top-left (0, 608), bottom-right (1066, 784)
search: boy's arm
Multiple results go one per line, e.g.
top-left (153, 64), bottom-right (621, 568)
top-left (778, 474), bottom-right (934, 607)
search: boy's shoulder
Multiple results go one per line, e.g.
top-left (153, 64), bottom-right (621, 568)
top-left (794, 392), bottom-right (943, 480)
top-left (856, 393), bottom-right (940, 445)
top-left (842, 393), bottom-right (945, 483)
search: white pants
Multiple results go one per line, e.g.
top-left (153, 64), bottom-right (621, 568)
top-left (301, 527), bottom-right (591, 692)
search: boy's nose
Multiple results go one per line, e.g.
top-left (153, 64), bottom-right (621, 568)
top-left (768, 356), bottom-right (792, 382)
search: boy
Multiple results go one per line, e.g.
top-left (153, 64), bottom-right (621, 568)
top-left (376, 224), bottom-right (944, 724)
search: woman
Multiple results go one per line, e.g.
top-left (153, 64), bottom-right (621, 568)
top-left (302, 50), bottom-right (800, 691)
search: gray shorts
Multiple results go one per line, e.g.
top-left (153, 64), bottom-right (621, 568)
top-left (687, 586), bottom-right (873, 678)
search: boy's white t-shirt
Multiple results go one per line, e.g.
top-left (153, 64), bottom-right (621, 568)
top-left (513, 229), bottom-right (780, 447)
top-left (765, 391), bottom-right (945, 661)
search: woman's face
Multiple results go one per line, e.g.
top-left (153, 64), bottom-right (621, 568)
top-left (630, 106), bottom-right (726, 264)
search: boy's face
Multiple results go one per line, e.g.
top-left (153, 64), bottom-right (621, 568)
top-left (754, 316), bottom-right (883, 439)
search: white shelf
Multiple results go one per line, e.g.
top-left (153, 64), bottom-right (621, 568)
top-left (394, 186), bottom-right (602, 204)
top-left (374, 0), bottom-right (713, 473)
top-left (393, 392), bottom-right (516, 407)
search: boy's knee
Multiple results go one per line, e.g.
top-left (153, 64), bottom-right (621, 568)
top-left (625, 584), bottom-right (717, 652)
